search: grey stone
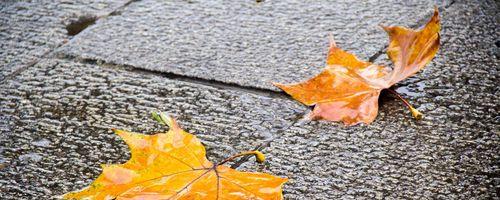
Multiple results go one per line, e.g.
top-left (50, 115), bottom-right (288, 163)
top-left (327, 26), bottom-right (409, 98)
top-left (59, 0), bottom-right (446, 90)
top-left (0, 0), bottom-right (129, 81)
top-left (1, 0), bottom-right (497, 199)
top-left (263, 0), bottom-right (499, 199)
top-left (0, 58), bottom-right (304, 199)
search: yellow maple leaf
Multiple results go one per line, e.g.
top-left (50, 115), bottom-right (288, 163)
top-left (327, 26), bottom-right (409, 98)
top-left (64, 113), bottom-right (287, 200)
top-left (274, 8), bottom-right (440, 125)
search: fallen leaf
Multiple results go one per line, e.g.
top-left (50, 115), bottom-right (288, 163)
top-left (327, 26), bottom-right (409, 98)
top-left (64, 113), bottom-right (287, 199)
top-left (274, 8), bottom-right (440, 125)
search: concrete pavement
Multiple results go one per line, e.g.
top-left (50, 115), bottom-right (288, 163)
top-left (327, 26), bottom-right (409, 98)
top-left (0, 0), bottom-right (498, 199)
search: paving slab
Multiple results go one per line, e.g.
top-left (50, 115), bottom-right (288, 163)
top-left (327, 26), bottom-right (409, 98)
top-left (0, 0), bottom-right (129, 81)
top-left (59, 0), bottom-right (446, 90)
top-left (261, 0), bottom-right (499, 199)
top-left (1, 0), bottom-right (497, 199)
top-left (0, 58), bottom-right (304, 199)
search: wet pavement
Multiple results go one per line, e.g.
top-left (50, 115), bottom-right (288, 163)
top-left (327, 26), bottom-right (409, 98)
top-left (0, 0), bottom-right (498, 199)
top-left (0, 0), bottom-right (130, 81)
top-left (58, 0), bottom-right (455, 91)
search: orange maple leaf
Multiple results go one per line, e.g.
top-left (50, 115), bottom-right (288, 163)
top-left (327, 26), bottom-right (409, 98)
top-left (63, 113), bottom-right (287, 200)
top-left (274, 9), bottom-right (440, 125)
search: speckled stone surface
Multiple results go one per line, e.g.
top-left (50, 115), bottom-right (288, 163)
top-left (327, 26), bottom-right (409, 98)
top-left (59, 0), bottom-right (448, 90)
top-left (0, 0), bottom-right (498, 199)
top-left (0, 0), bottom-right (129, 81)
top-left (264, 1), bottom-right (499, 199)
top-left (0, 59), bottom-right (304, 199)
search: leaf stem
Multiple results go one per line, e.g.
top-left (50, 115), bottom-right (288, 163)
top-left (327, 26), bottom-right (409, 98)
top-left (386, 88), bottom-right (423, 120)
top-left (151, 111), bottom-right (176, 128)
top-left (217, 150), bottom-right (265, 166)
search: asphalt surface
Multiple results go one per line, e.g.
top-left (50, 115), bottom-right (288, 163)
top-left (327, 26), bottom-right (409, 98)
top-left (0, 0), bottom-right (129, 81)
top-left (265, 1), bottom-right (500, 198)
top-left (0, 0), bottom-right (498, 199)
top-left (59, 0), bottom-right (450, 90)
top-left (0, 58), bottom-right (304, 198)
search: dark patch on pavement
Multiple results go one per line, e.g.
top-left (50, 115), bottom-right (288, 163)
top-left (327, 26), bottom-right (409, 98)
top-left (66, 15), bottom-right (97, 36)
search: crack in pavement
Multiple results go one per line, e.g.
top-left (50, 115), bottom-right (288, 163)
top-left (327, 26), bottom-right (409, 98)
top-left (2, 0), bottom-right (458, 170)
top-left (0, 0), bottom-right (139, 84)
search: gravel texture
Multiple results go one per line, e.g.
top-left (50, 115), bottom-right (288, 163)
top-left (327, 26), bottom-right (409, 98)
top-left (264, 1), bottom-right (499, 199)
top-left (0, 0), bottom-right (498, 199)
top-left (0, 0), bottom-right (128, 81)
top-left (59, 0), bottom-right (448, 90)
top-left (0, 59), bottom-right (303, 199)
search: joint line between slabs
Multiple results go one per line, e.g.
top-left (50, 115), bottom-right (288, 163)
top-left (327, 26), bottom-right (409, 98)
top-left (57, 54), bottom-right (289, 100)
top-left (0, 0), bottom-right (141, 84)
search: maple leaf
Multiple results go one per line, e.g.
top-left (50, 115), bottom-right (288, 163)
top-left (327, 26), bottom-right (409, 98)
top-left (274, 9), bottom-right (440, 125)
top-left (63, 113), bottom-right (287, 200)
